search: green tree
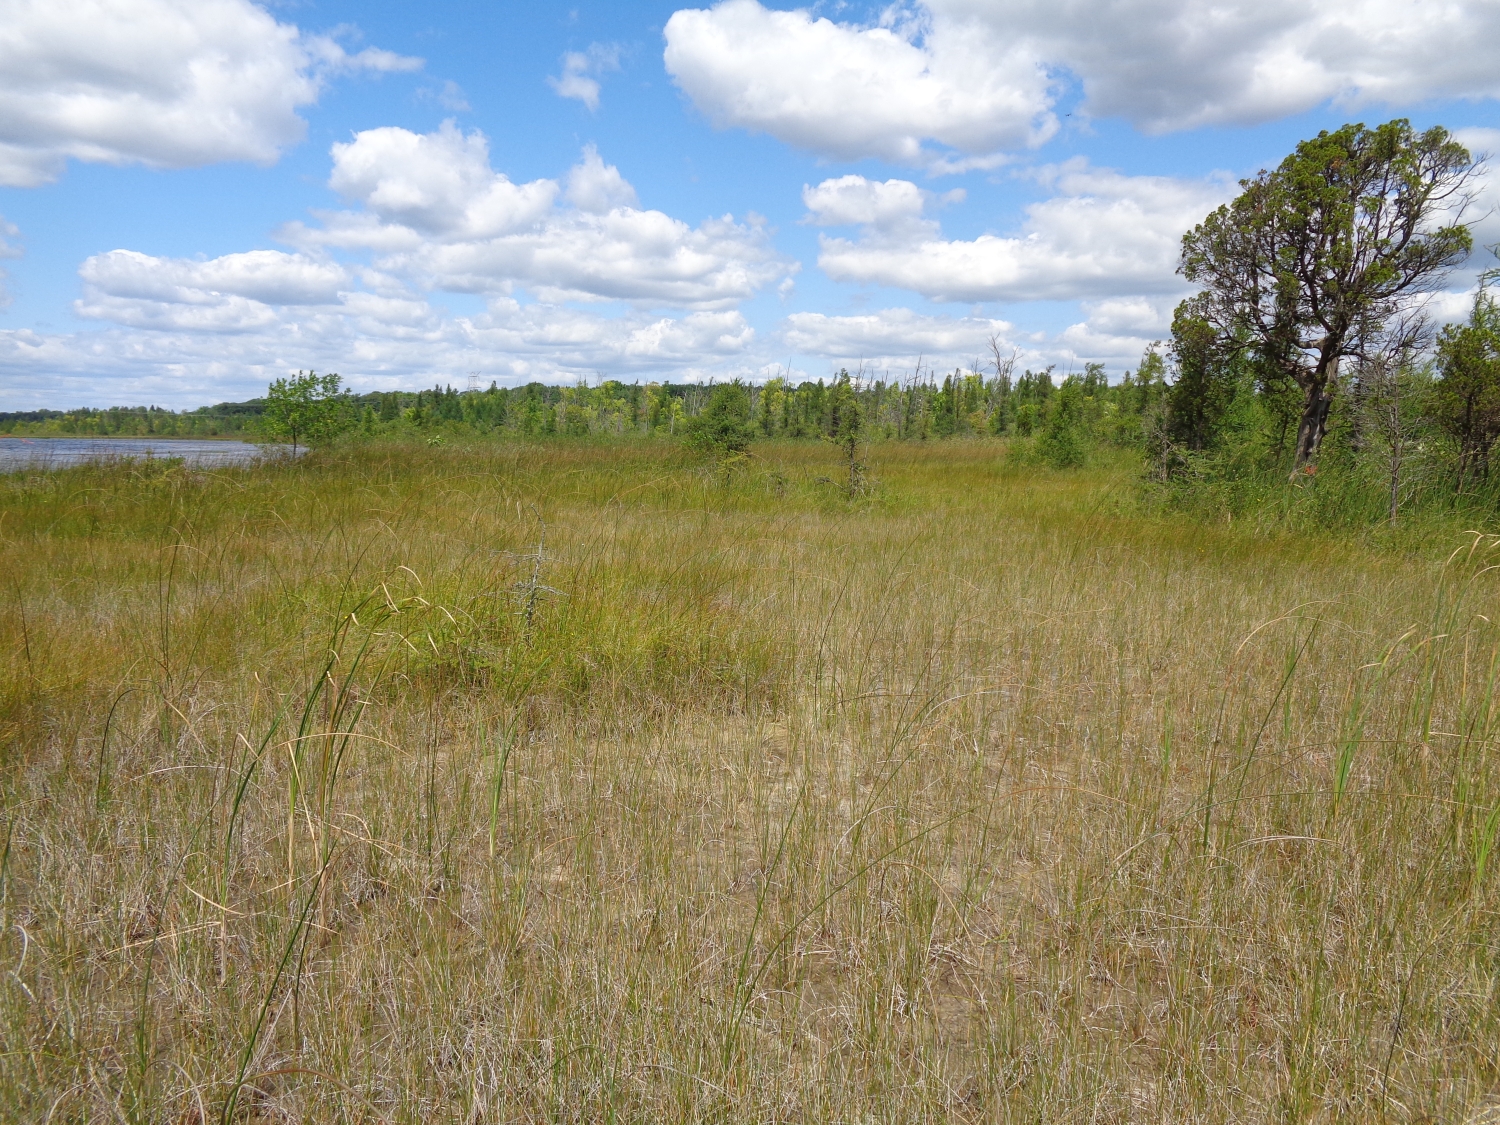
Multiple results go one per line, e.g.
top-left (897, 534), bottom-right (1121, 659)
top-left (757, 376), bottom-right (787, 437)
top-left (261, 371), bottom-right (348, 453)
top-left (1180, 119), bottom-right (1474, 467)
top-left (683, 381), bottom-right (755, 457)
top-left (825, 373), bottom-right (866, 496)
top-left (1038, 379), bottom-right (1087, 468)
top-left (1166, 297), bottom-right (1239, 452)
top-left (1431, 286), bottom-right (1500, 489)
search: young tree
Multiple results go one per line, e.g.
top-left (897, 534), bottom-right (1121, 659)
top-left (683, 381), bottom-right (755, 457)
top-left (1180, 120), bottom-right (1475, 467)
top-left (1431, 286), bottom-right (1500, 490)
top-left (1353, 344), bottom-right (1429, 523)
top-left (1038, 379), bottom-right (1087, 468)
top-left (825, 371), bottom-right (865, 496)
top-left (261, 370), bottom-right (348, 453)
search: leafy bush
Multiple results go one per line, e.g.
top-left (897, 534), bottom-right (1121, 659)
top-left (683, 382), bottom-right (755, 457)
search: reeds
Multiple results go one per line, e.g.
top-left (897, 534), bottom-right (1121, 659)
top-left (3, 439), bottom-right (1500, 1121)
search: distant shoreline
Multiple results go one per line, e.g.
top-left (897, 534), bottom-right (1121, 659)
top-left (0, 434), bottom-right (264, 442)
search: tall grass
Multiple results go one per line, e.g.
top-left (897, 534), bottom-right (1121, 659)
top-left (3, 439), bottom-right (1500, 1121)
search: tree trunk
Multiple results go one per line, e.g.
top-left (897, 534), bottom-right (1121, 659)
top-left (1292, 388), bottom-right (1333, 467)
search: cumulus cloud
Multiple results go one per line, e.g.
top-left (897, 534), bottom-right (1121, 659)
top-left (1076, 296), bottom-right (1174, 338)
top-left (73, 249), bottom-right (349, 333)
top-left (777, 305), bottom-right (1170, 381)
top-left (567, 145), bottom-right (640, 212)
top-left (284, 125), bottom-right (787, 308)
top-left (663, 0), bottom-right (1500, 164)
top-left (0, 0), bottom-right (421, 187)
top-left (802, 176), bottom-right (927, 230)
top-left (548, 43), bottom-right (622, 111)
top-left (813, 164), bottom-right (1231, 302)
top-left (80, 249), bottom-right (348, 306)
top-left (0, 296), bottom-right (761, 408)
top-left (781, 308), bottom-right (1011, 368)
top-left (942, 0), bottom-right (1500, 134)
top-left (664, 0), bottom-right (1055, 166)
top-left (326, 122), bottom-right (558, 240)
top-left (10, 126), bottom-right (789, 405)
top-left (405, 209), bottom-right (781, 307)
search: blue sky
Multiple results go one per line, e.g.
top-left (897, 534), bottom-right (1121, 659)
top-left (0, 0), bottom-right (1497, 409)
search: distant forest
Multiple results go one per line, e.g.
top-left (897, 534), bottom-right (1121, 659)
top-left (0, 368), bottom-right (1106, 444)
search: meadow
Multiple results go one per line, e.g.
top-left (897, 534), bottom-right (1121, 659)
top-left (4, 437), bottom-right (1500, 1123)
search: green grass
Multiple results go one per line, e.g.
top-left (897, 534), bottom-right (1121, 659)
top-left (4, 437), bottom-right (1500, 1122)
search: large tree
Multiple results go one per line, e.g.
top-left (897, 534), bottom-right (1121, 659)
top-left (1180, 120), bottom-right (1475, 467)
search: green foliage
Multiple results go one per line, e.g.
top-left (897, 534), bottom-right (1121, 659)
top-left (261, 370), bottom-right (350, 452)
top-left (1431, 287), bottom-right (1500, 488)
top-left (824, 372), bottom-right (866, 495)
top-left (1038, 379), bottom-right (1087, 468)
top-left (683, 381), bottom-right (756, 457)
top-left (1181, 118), bottom-right (1475, 465)
top-left (1167, 297), bottom-right (1240, 452)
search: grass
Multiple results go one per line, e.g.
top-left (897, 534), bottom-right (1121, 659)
top-left (4, 437), bottom-right (1500, 1122)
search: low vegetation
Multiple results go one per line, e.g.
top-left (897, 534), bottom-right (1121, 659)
top-left (5, 438), bottom-right (1500, 1122)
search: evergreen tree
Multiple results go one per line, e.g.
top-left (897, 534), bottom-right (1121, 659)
top-left (1166, 297), bottom-right (1239, 452)
top-left (1431, 286), bottom-right (1500, 489)
top-left (684, 381), bottom-right (755, 457)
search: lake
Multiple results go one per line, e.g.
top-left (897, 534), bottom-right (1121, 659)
top-left (0, 437), bottom-right (282, 470)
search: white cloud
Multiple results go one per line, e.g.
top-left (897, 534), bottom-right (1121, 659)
top-left (567, 145), bottom-right (639, 212)
top-left (1454, 129), bottom-right (1500, 270)
top-left (73, 293), bottom-right (282, 333)
top-left (401, 209), bottom-right (782, 308)
top-left (663, 0), bottom-right (1055, 166)
top-left (80, 249), bottom-right (348, 306)
top-left (0, 0), bottom-right (421, 187)
top-left (548, 43), bottom-right (622, 111)
top-left (777, 304), bottom-right (1169, 380)
top-left (782, 308), bottom-right (1012, 369)
top-left (663, 0), bottom-right (1500, 164)
top-left (286, 126), bottom-right (788, 308)
top-left (815, 163), bottom-right (1231, 302)
top-left (474, 301), bottom-right (754, 364)
top-left (938, 0), bottom-right (1500, 134)
top-left (1078, 296), bottom-right (1174, 338)
top-left (802, 176), bottom-right (927, 230)
top-left (0, 297), bottom-right (761, 408)
top-left (74, 249), bottom-right (349, 333)
top-left (327, 122), bottom-right (558, 240)
top-left (2, 126), bottom-right (788, 405)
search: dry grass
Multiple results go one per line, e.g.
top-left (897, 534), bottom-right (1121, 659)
top-left (4, 438), bottom-right (1500, 1123)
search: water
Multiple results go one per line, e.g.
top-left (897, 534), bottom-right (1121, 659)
top-left (0, 437), bottom-right (281, 471)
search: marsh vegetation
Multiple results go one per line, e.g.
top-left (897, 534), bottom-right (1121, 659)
top-left (5, 439), bottom-right (1500, 1122)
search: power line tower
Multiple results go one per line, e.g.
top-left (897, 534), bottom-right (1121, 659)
top-left (467, 372), bottom-right (481, 393)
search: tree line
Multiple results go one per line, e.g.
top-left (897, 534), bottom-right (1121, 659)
top-left (0, 365), bottom-right (1133, 448)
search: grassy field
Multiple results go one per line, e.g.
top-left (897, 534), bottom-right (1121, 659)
top-left (4, 438), bottom-right (1500, 1123)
